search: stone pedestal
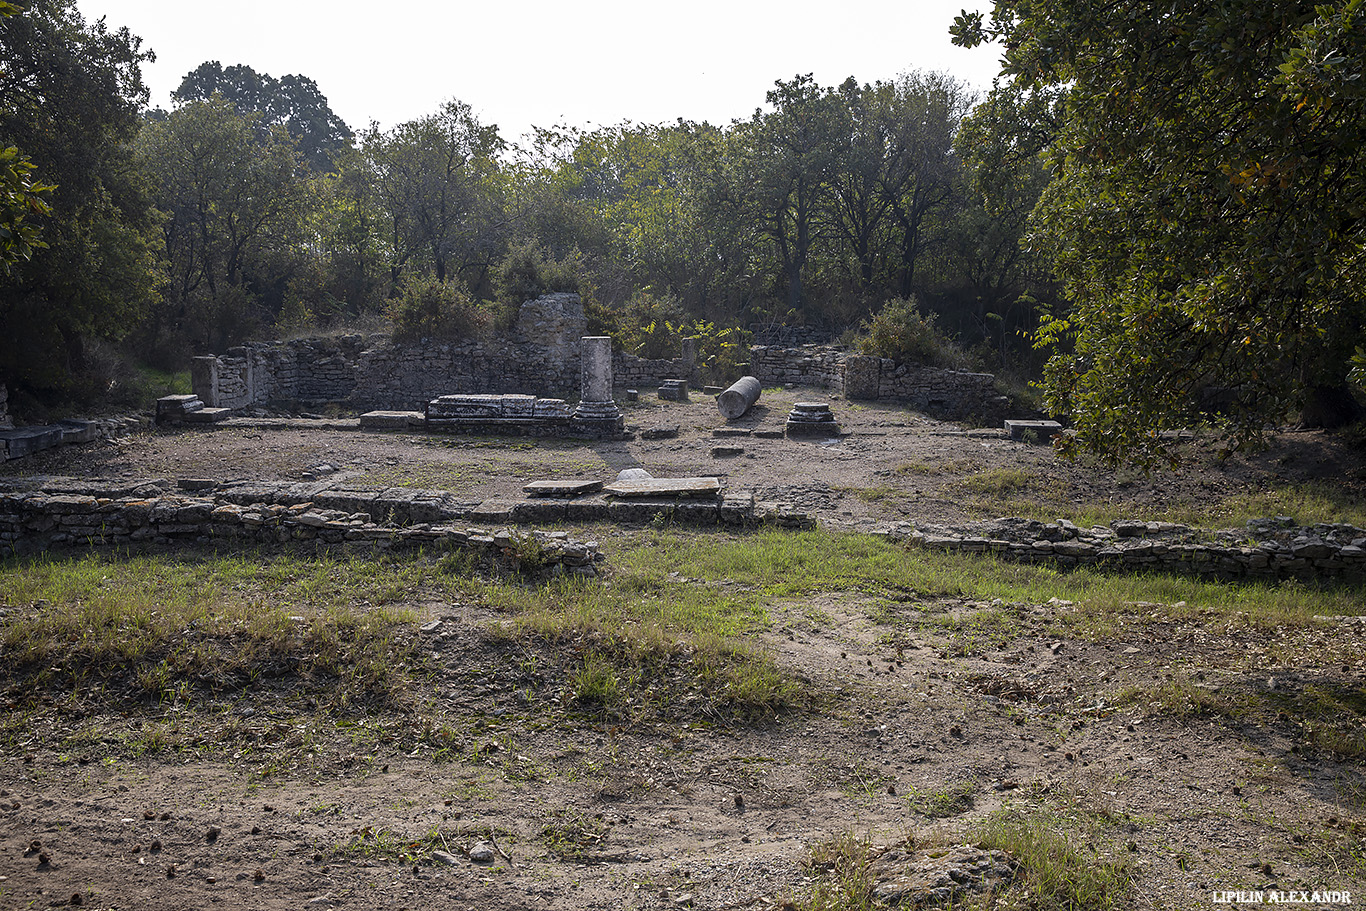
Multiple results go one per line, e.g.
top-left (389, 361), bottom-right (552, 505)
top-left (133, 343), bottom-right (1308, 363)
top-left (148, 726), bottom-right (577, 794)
top-left (572, 336), bottom-right (624, 432)
top-left (785, 401), bottom-right (841, 437)
top-left (658, 379), bottom-right (689, 402)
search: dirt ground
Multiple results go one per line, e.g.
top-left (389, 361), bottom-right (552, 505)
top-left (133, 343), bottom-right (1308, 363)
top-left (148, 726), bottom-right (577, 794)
top-left (4, 387), bottom-right (1364, 530)
top-left (1, 391), bottom-right (1364, 910)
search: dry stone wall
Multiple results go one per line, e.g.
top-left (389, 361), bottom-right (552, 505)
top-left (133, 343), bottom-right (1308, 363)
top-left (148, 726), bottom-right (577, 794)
top-left (191, 295), bottom-right (1010, 423)
top-left (0, 485), bottom-right (605, 575)
top-left (192, 294), bottom-right (697, 413)
top-left (0, 478), bottom-right (816, 564)
top-left (890, 516), bottom-right (1366, 581)
top-left (751, 347), bottom-right (1010, 424)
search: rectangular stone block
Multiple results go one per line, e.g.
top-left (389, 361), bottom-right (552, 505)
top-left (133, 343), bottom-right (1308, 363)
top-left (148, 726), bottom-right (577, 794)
top-left (359, 410), bottom-right (424, 430)
top-left (602, 477), bottom-right (722, 497)
top-left (0, 426), bottom-right (65, 460)
top-left (1004, 420), bottom-right (1062, 442)
top-left (500, 395), bottom-right (536, 418)
top-left (523, 479), bottom-right (604, 497)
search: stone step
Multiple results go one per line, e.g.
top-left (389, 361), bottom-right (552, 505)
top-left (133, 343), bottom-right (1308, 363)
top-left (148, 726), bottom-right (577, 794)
top-left (602, 477), bottom-right (722, 498)
top-left (181, 407), bottom-right (232, 424)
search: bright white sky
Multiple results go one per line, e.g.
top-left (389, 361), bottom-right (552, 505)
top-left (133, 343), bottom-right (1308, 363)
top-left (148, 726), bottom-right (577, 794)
top-left (74, 0), bottom-right (1004, 142)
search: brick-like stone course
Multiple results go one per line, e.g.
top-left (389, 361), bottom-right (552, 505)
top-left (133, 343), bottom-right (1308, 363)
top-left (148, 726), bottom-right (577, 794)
top-left (750, 346), bottom-right (1010, 424)
top-left (889, 515), bottom-right (1366, 581)
top-left (0, 479), bottom-right (817, 562)
top-left (192, 297), bottom-right (1010, 424)
top-left (0, 486), bottom-right (604, 575)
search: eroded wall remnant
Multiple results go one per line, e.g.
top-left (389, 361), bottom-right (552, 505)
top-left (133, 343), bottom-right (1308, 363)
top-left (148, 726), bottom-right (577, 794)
top-left (191, 294), bottom-right (1012, 423)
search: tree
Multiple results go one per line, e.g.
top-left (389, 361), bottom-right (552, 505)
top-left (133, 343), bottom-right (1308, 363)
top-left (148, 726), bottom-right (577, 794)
top-left (135, 99), bottom-right (308, 352)
top-left (174, 61), bottom-right (353, 171)
top-left (944, 81), bottom-right (1058, 362)
top-left (0, 142), bottom-right (53, 276)
top-left (740, 75), bottom-right (846, 317)
top-left (954, 0), bottom-right (1366, 463)
top-left (361, 100), bottom-right (506, 292)
top-left (0, 0), bottom-right (159, 397)
top-left (0, 3), bottom-right (54, 274)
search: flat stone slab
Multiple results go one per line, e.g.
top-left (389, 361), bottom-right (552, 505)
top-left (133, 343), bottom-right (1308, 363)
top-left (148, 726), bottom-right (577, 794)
top-left (0, 426), bottom-right (65, 460)
top-left (360, 410), bottom-right (424, 430)
top-left (602, 477), bottom-right (722, 498)
top-left (1004, 419), bottom-right (1062, 442)
top-left (523, 479), bottom-right (604, 497)
top-left (181, 407), bottom-right (232, 424)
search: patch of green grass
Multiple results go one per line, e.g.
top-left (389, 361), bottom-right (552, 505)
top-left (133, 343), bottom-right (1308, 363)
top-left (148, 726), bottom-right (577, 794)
top-left (975, 804), bottom-right (1133, 910)
top-left (1110, 678), bottom-right (1242, 719)
top-left (331, 826), bottom-right (451, 865)
top-left (570, 651), bottom-right (623, 707)
top-left (541, 807), bottom-right (609, 861)
top-left (0, 552), bottom-right (439, 711)
top-left (907, 779), bottom-right (977, 818)
top-left (954, 467), bottom-right (1050, 498)
top-left (603, 528), bottom-right (1365, 626)
top-left (1115, 677), bottom-right (1366, 760)
top-left (1196, 482), bottom-right (1366, 529)
top-left (917, 607), bottom-right (1019, 656)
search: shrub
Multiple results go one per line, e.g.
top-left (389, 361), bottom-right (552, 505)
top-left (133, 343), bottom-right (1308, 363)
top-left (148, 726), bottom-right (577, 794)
top-left (855, 296), bottom-right (968, 369)
top-left (386, 276), bottom-right (490, 342)
top-left (492, 239), bottom-right (582, 305)
top-left (612, 291), bottom-right (753, 385)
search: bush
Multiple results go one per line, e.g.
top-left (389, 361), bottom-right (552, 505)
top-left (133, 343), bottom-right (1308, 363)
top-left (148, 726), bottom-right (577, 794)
top-left (855, 296), bottom-right (968, 369)
top-left (612, 291), bottom-right (752, 385)
top-left (386, 276), bottom-right (489, 342)
top-left (492, 239), bottom-right (582, 305)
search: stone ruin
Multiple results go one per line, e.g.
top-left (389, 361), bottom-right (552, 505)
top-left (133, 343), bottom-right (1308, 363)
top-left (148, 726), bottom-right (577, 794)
top-left (357, 336), bottom-right (627, 439)
top-left (890, 515), bottom-right (1366, 581)
top-left (184, 293), bottom-right (1014, 424)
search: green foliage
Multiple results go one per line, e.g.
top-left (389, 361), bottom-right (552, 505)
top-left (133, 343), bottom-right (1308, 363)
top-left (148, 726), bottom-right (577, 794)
top-left (173, 61), bottom-right (353, 171)
top-left (0, 145), bottom-right (53, 273)
top-left (855, 296), bottom-right (968, 368)
top-left (955, 0), bottom-right (1366, 463)
top-left (975, 805), bottom-right (1133, 910)
top-left (135, 98), bottom-right (309, 353)
top-left (386, 274), bottom-right (489, 342)
top-left (361, 99), bottom-right (505, 291)
top-left (610, 290), bottom-right (753, 383)
top-left (799, 833), bottom-right (879, 911)
top-left (569, 651), bottom-right (622, 707)
top-left (0, 0), bottom-right (160, 398)
top-left (491, 237), bottom-right (581, 304)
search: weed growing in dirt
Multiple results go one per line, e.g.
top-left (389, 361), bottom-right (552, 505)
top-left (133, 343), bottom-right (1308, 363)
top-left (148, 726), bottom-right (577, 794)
top-left (907, 779), bottom-right (977, 819)
top-left (541, 807), bottom-right (609, 861)
top-left (797, 832), bottom-right (879, 911)
top-left (974, 803), bottom-right (1133, 910)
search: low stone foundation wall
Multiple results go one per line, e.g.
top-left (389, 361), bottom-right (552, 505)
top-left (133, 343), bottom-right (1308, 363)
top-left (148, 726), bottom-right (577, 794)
top-left (0, 487), bottom-right (605, 575)
top-left (0, 479), bottom-right (817, 563)
top-left (889, 516), bottom-right (1366, 581)
top-left (1, 417), bottom-right (138, 461)
top-left (749, 347), bottom-right (1010, 424)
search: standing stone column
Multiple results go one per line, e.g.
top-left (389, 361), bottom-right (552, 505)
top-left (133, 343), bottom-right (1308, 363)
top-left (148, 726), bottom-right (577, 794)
top-left (571, 336), bottom-right (624, 433)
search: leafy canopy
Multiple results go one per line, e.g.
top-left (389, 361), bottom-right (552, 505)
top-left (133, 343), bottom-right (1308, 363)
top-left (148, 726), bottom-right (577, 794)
top-left (954, 0), bottom-right (1366, 463)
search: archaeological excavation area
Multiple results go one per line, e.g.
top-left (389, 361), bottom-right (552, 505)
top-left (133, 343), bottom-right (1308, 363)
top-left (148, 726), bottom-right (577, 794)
top-left (1, 295), bottom-right (1364, 910)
